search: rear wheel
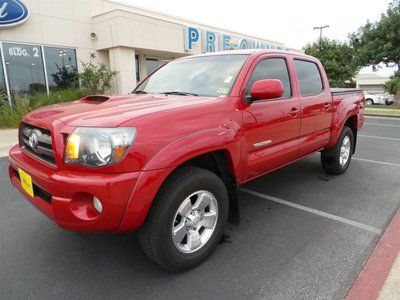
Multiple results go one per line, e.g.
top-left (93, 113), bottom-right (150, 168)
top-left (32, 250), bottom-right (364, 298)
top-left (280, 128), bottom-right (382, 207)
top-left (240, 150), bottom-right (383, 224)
top-left (138, 166), bottom-right (229, 271)
top-left (321, 126), bottom-right (354, 175)
top-left (366, 98), bottom-right (374, 105)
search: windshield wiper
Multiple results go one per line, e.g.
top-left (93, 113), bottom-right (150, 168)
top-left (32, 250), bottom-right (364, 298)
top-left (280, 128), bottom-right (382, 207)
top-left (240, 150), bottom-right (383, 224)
top-left (133, 90), bottom-right (147, 94)
top-left (162, 91), bottom-right (199, 96)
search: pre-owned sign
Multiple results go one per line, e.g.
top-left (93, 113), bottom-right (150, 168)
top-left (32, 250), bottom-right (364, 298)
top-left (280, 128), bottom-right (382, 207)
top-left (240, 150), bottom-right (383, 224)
top-left (185, 26), bottom-right (287, 53)
top-left (0, 0), bottom-right (29, 27)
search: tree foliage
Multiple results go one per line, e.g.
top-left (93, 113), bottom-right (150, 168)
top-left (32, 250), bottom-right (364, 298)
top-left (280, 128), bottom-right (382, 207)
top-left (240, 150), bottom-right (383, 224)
top-left (79, 53), bottom-right (117, 95)
top-left (304, 38), bottom-right (359, 87)
top-left (385, 71), bottom-right (400, 95)
top-left (349, 1), bottom-right (400, 70)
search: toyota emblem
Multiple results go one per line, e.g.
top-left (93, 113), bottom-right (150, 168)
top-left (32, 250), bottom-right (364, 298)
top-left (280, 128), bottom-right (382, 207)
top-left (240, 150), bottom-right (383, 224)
top-left (28, 132), bottom-right (39, 149)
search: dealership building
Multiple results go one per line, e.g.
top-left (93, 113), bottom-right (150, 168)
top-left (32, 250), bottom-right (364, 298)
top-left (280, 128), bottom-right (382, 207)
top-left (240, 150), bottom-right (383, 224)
top-left (0, 0), bottom-right (295, 103)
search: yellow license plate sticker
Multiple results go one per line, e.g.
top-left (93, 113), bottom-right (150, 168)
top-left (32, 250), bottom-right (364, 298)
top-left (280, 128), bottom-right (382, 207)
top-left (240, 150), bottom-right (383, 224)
top-left (18, 169), bottom-right (34, 198)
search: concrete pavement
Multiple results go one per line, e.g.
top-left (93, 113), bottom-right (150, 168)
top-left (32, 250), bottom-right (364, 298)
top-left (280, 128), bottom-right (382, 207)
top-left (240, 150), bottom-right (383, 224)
top-left (1, 117), bottom-right (399, 299)
top-left (0, 129), bottom-right (18, 157)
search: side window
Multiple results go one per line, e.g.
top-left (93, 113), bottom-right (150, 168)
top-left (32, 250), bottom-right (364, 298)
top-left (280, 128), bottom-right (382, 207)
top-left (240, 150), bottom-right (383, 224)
top-left (294, 60), bottom-right (323, 96)
top-left (246, 58), bottom-right (291, 99)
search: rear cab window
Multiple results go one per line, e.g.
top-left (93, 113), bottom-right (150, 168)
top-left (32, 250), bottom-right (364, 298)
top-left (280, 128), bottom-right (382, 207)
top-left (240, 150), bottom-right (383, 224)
top-left (293, 60), bottom-right (323, 96)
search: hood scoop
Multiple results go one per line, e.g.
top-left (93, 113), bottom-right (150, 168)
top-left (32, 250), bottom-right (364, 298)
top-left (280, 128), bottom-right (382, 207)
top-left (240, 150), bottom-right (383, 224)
top-left (79, 95), bottom-right (110, 104)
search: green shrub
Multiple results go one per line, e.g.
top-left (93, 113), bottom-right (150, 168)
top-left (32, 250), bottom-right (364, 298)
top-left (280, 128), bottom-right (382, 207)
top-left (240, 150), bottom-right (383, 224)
top-left (0, 88), bottom-right (87, 129)
top-left (29, 88), bottom-right (87, 109)
top-left (0, 98), bottom-right (30, 128)
top-left (79, 53), bottom-right (117, 95)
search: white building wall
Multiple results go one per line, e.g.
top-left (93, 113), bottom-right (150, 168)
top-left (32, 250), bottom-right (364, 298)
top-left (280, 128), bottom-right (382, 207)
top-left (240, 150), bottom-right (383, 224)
top-left (0, 0), bottom-right (296, 95)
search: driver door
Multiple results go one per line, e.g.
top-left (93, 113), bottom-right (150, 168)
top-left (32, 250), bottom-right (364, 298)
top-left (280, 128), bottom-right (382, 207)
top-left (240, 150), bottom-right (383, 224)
top-left (242, 56), bottom-right (301, 181)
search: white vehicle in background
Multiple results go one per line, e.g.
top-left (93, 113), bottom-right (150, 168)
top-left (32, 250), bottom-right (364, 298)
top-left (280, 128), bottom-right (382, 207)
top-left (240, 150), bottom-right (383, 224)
top-left (363, 92), bottom-right (386, 105)
top-left (384, 95), bottom-right (395, 105)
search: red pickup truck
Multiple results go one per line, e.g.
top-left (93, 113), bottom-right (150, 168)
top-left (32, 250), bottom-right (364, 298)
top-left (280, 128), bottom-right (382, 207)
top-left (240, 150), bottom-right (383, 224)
top-left (9, 50), bottom-right (365, 270)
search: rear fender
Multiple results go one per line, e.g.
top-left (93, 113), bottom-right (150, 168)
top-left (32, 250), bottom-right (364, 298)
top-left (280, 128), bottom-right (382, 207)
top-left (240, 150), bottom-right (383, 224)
top-left (327, 96), bottom-right (362, 149)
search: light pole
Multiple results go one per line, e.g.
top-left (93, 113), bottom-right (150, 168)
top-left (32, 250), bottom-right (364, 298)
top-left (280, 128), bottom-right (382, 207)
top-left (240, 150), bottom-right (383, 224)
top-left (313, 25), bottom-right (330, 54)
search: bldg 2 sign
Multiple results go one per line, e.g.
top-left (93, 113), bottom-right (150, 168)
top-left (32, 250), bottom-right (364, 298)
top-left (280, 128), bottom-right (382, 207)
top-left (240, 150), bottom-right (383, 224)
top-left (185, 26), bottom-right (288, 53)
top-left (0, 0), bottom-right (29, 27)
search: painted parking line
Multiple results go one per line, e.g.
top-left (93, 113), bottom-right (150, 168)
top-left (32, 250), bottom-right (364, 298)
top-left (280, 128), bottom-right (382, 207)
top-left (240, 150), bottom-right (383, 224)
top-left (364, 123), bottom-right (400, 128)
top-left (239, 188), bottom-right (382, 235)
top-left (353, 157), bottom-right (400, 167)
top-left (358, 135), bottom-right (400, 142)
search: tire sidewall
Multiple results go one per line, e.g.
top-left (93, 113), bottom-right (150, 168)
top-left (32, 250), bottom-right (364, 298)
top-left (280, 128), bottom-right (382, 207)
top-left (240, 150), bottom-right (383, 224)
top-left (159, 171), bottom-right (228, 269)
top-left (336, 127), bottom-right (354, 172)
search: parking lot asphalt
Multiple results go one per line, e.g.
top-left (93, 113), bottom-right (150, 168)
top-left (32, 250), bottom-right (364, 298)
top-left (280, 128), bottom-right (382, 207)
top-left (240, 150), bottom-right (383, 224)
top-left (1, 116), bottom-right (399, 300)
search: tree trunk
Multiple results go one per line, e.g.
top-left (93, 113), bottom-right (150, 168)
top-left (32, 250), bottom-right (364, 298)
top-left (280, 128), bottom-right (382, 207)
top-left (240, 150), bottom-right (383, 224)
top-left (395, 86), bottom-right (400, 104)
top-left (395, 61), bottom-right (400, 104)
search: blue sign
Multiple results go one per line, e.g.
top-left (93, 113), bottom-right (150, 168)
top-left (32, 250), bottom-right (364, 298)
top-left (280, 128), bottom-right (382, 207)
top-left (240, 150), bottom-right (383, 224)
top-left (0, 0), bottom-right (29, 27)
top-left (185, 26), bottom-right (288, 53)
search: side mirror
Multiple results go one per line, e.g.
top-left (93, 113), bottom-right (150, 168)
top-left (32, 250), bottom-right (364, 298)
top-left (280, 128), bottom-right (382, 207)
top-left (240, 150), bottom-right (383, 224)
top-left (250, 79), bottom-right (283, 100)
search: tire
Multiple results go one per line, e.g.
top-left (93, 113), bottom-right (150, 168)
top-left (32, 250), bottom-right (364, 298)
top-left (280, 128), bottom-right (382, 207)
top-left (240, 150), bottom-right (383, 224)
top-left (366, 99), bottom-right (374, 105)
top-left (321, 126), bottom-right (354, 175)
top-left (138, 166), bottom-right (229, 271)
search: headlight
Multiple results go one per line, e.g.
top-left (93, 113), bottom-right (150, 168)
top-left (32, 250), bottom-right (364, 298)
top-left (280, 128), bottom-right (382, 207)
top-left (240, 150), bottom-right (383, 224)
top-left (65, 127), bottom-right (136, 167)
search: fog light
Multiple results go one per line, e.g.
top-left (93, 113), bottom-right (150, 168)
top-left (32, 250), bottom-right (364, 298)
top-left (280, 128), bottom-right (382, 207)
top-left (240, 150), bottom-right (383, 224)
top-left (93, 196), bottom-right (103, 214)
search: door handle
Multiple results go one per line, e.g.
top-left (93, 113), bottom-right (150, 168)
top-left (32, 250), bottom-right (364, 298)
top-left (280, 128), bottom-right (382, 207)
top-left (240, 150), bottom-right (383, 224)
top-left (324, 103), bottom-right (331, 109)
top-left (289, 108), bottom-right (300, 116)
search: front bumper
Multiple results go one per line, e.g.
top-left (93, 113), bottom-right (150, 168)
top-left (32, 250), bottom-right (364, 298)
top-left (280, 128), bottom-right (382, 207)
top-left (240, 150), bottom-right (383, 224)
top-left (9, 145), bottom-right (140, 232)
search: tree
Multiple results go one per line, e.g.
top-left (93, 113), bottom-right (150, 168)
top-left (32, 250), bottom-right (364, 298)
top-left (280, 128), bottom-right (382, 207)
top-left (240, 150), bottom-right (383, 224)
top-left (350, 1), bottom-right (400, 70)
top-left (304, 38), bottom-right (359, 87)
top-left (79, 53), bottom-right (117, 94)
top-left (350, 0), bottom-right (400, 99)
top-left (385, 71), bottom-right (400, 95)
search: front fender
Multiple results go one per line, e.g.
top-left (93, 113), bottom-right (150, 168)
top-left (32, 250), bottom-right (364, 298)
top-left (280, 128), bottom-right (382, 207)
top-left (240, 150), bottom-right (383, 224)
top-left (117, 127), bottom-right (243, 232)
top-left (143, 127), bottom-right (243, 176)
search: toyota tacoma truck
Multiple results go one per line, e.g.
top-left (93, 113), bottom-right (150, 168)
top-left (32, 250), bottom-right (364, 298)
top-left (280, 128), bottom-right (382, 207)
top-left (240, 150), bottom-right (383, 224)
top-left (8, 50), bottom-right (365, 270)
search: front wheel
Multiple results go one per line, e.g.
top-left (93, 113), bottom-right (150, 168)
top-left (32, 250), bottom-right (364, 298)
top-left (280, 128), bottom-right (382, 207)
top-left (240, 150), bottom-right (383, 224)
top-left (138, 166), bottom-right (229, 271)
top-left (321, 126), bottom-right (354, 175)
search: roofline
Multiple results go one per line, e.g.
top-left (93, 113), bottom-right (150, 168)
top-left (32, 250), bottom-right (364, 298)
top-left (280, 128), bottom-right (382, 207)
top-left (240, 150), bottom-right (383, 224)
top-left (100, 0), bottom-right (295, 48)
top-left (174, 49), bottom-right (311, 60)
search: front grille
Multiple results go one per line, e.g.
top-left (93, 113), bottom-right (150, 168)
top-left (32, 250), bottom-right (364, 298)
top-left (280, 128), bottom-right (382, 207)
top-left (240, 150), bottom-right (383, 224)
top-left (20, 123), bottom-right (56, 166)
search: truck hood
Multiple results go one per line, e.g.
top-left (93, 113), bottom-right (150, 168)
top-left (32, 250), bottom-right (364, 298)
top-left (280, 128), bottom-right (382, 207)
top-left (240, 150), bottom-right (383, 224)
top-left (24, 94), bottom-right (217, 127)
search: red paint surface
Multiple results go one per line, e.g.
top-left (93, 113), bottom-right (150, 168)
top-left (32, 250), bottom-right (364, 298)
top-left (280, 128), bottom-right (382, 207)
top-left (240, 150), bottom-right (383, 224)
top-left (8, 50), bottom-right (365, 232)
top-left (346, 209), bottom-right (400, 300)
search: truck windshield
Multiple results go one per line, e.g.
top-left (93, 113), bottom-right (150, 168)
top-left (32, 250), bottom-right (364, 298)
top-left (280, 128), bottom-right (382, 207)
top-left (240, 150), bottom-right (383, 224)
top-left (134, 55), bottom-right (249, 97)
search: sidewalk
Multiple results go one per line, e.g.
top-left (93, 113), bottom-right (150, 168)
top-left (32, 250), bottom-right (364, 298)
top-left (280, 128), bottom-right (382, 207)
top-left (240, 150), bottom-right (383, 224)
top-left (0, 129), bottom-right (18, 157)
top-left (347, 209), bottom-right (400, 300)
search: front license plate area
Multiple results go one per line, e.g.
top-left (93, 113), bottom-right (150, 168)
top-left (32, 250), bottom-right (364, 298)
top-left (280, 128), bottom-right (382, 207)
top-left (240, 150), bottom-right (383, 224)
top-left (18, 168), bottom-right (34, 198)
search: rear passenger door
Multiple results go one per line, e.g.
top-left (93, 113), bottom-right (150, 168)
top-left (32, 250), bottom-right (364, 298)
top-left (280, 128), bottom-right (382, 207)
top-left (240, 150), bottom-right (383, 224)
top-left (242, 56), bottom-right (301, 181)
top-left (293, 59), bottom-right (333, 156)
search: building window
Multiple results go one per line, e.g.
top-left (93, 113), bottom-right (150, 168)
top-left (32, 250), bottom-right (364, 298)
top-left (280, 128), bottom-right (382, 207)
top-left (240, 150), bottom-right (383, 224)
top-left (3, 43), bottom-right (46, 100)
top-left (135, 55), bottom-right (140, 83)
top-left (44, 47), bottom-right (78, 90)
top-left (146, 58), bottom-right (158, 76)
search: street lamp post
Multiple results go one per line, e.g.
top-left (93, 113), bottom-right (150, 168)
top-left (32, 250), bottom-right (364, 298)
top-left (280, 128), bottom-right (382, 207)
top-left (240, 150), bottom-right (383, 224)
top-left (313, 25), bottom-right (330, 54)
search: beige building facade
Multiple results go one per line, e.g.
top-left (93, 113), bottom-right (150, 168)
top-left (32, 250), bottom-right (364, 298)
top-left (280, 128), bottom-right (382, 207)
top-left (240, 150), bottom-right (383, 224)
top-left (355, 73), bottom-right (390, 94)
top-left (0, 0), bottom-right (295, 103)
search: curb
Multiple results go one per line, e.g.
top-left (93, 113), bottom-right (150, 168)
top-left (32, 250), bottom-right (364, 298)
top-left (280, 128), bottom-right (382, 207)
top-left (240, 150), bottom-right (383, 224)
top-left (346, 209), bottom-right (400, 300)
